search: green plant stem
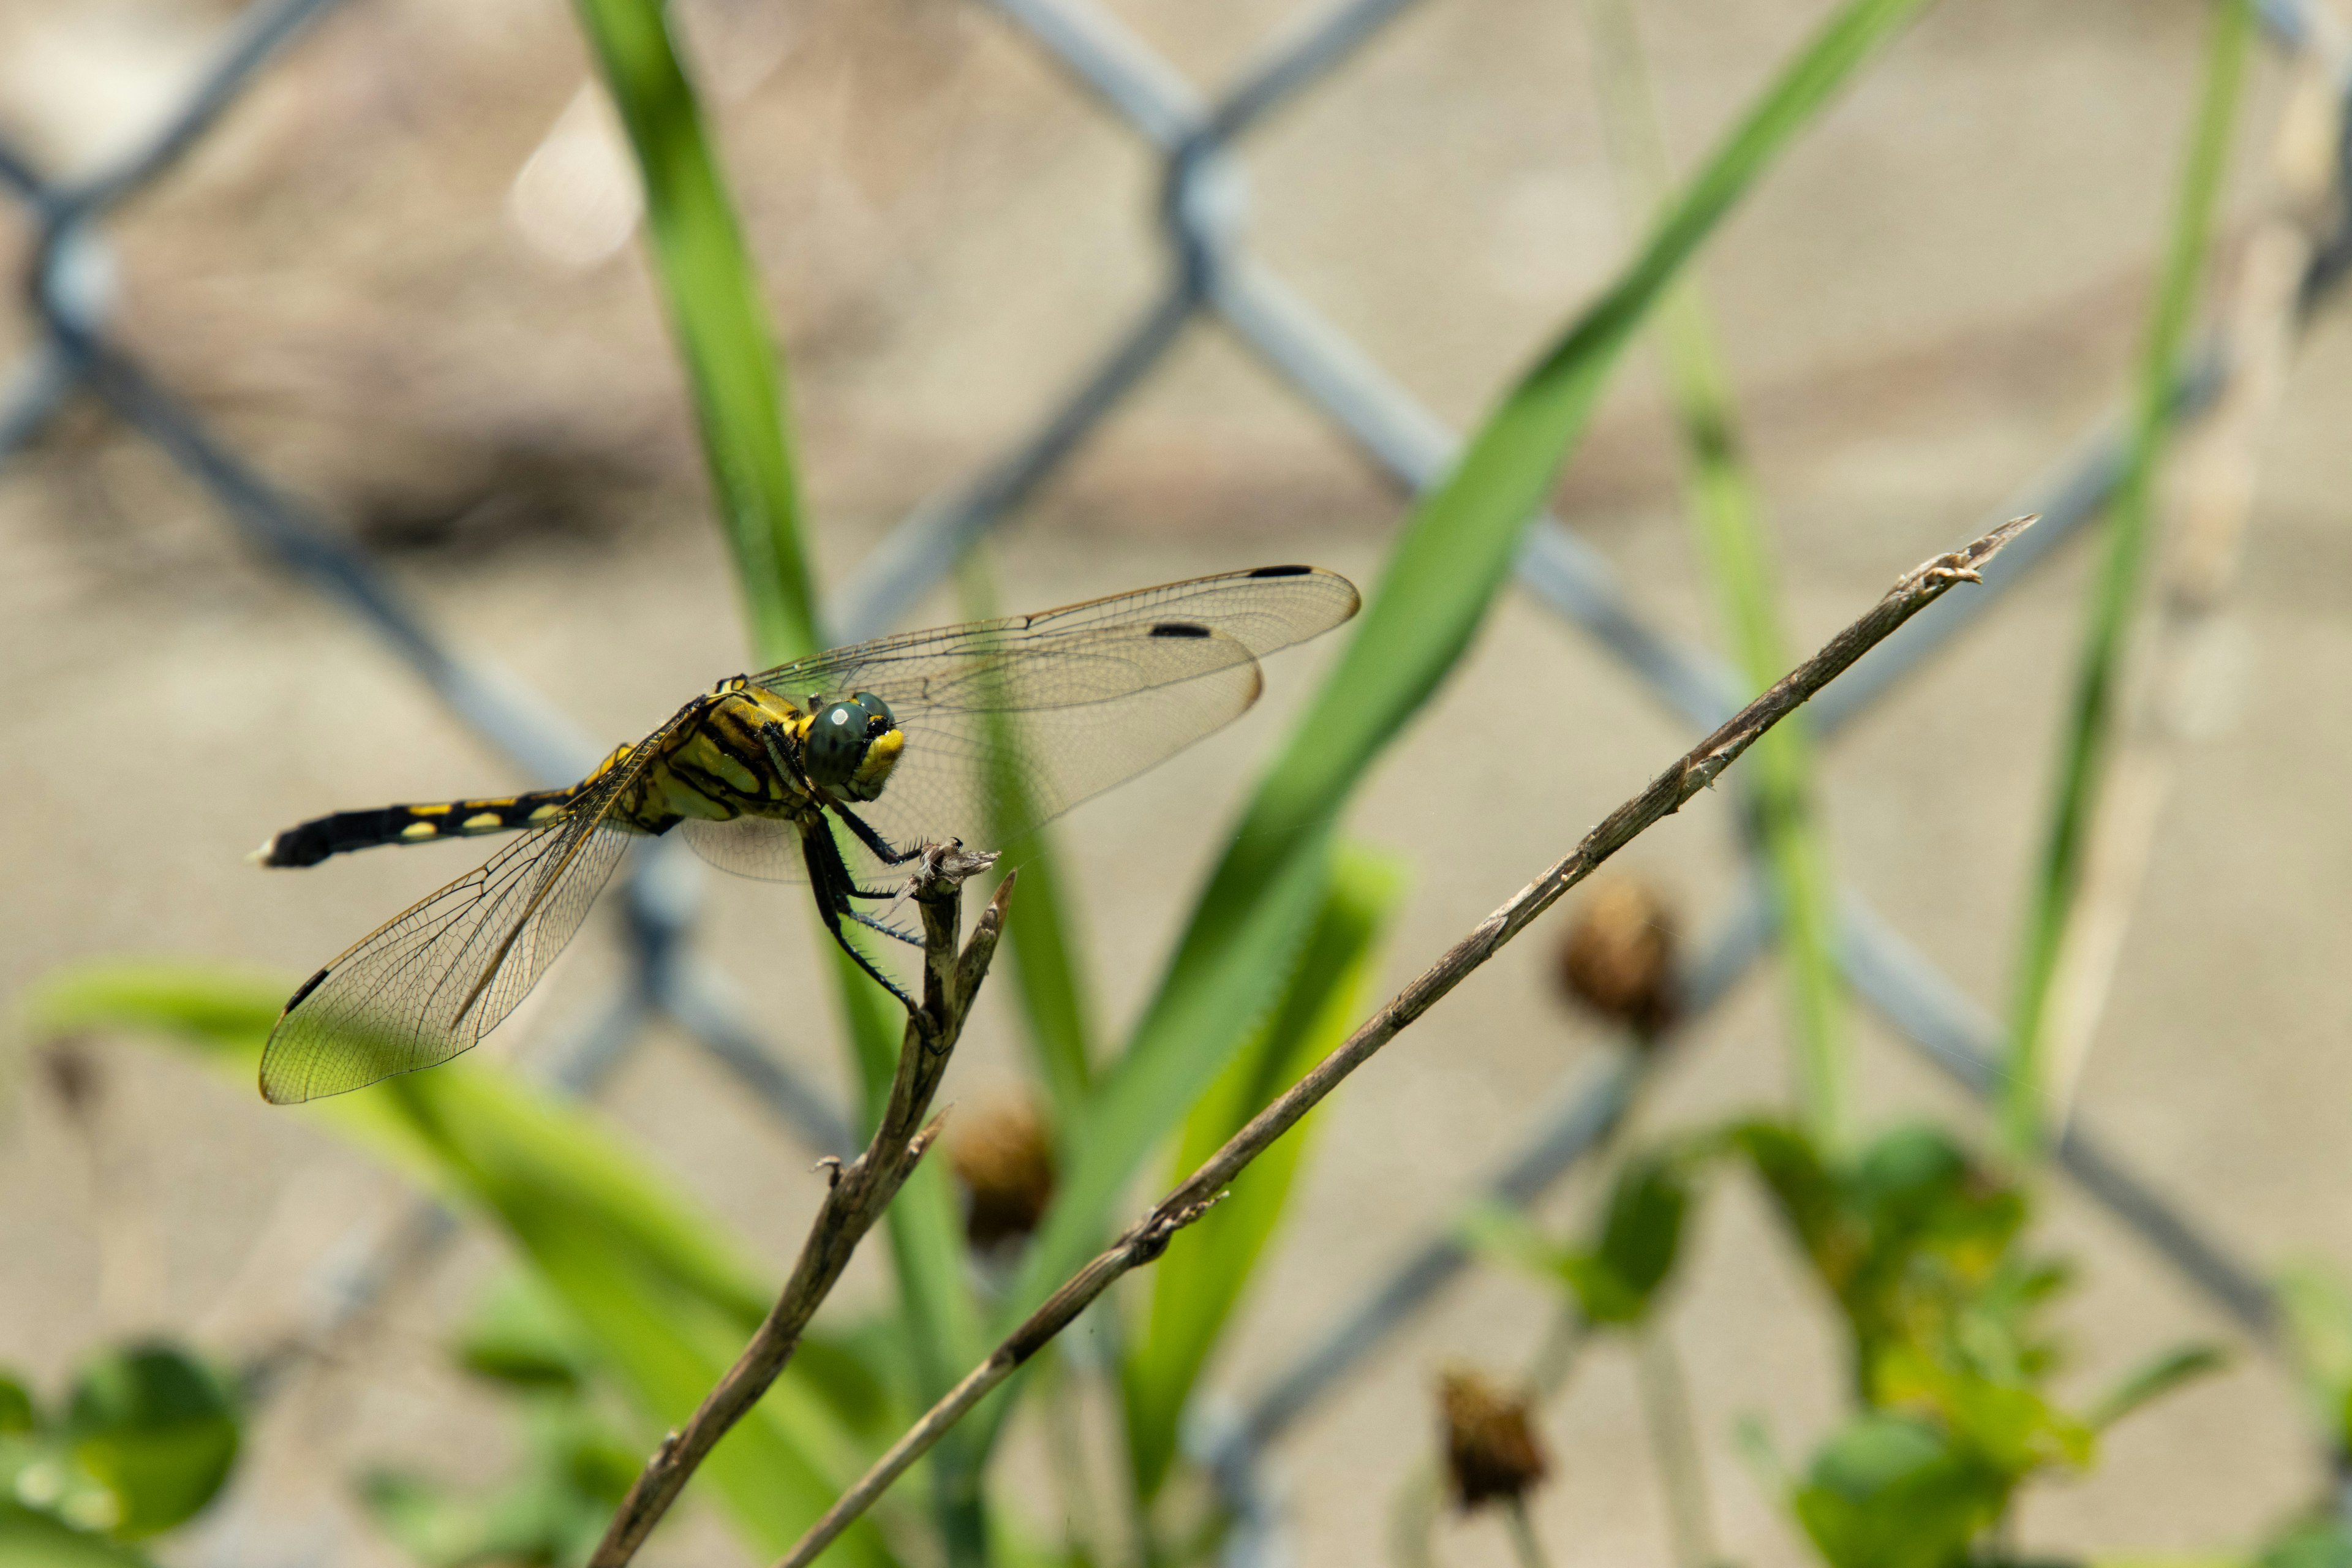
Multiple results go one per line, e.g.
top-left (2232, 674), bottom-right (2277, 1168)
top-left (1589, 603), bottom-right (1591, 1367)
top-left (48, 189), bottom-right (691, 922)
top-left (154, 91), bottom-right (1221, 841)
top-left (1635, 1326), bottom-right (1718, 1568)
top-left (1584, 0), bottom-right (1845, 1151)
top-left (1501, 1498), bottom-right (1553, 1568)
top-left (570, 0), bottom-right (818, 666)
top-left (575, 7), bottom-right (995, 1556)
top-left (2002, 0), bottom-right (2253, 1163)
top-left (954, 552), bottom-right (1098, 1114)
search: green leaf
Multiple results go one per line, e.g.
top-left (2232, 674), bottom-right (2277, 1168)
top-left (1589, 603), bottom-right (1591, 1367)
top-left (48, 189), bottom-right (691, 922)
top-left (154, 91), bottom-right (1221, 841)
top-left (1586, 1148), bottom-right (1697, 1317)
top-left (31, 961), bottom-right (902, 1567)
top-left (0, 1505), bottom-right (156, 1568)
top-left (1463, 1148), bottom-right (1703, 1327)
top-left (1726, 1118), bottom-right (1849, 1280)
top-left (2004, 0), bottom-right (2255, 1158)
top-left (2275, 1263), bottom-right (2352, 1450)
top-left (2261, 1521), bottom-right (2352, 1568)
top-left (0, 1373), bottom-right (36, 1435)
top-left (1792, 1412), bottom-right (2008, 1568)
top-left (2084, 1341), bottom-right (2228, 1433)
top-left (1121, 845), bottom-right (1406, 1501)
top-left (1873, 1343), bottom-right (2092, 1477)
top-left (570, 0), bottom-right (816, 667)
top-left (454, 1272), bottom-right (602, 1393)
top-left (1005, 0), bottom-right (1935, 1344)
top-left (62, 1345), bottom-right (238, 1540)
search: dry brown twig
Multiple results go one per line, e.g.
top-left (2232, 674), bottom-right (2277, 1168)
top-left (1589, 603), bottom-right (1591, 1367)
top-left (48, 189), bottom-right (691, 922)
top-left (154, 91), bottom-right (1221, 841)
top-left (773, 515), bottom-right (2038, 1568)
top-left (587, 842), bottom-right (1010, 1568)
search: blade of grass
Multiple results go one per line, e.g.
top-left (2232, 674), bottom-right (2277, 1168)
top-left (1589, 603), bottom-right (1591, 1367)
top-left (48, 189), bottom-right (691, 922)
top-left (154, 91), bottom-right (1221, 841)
top-left (571, 0), bottom-right (818, 665)
top-left (1121, 844), bottom-right (1407, 1503)
top-left (1583, 0), bottom-right (1847, 1150)
top-left (1009, 0), bottom-right (1934, 1348)
top-left (956, 551), bottom-right (1099, 1116)
top-left (576, 6), bottom-right (991, 1546)
top-left (2002, 0), bottom-right (2254, 1162)
top-left (28, 963), bottom-right (903, 1567)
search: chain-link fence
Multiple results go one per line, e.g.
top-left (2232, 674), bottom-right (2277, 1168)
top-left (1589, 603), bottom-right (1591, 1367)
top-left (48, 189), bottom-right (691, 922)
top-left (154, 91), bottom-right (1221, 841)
top-left (4, 0), bottom-right (2345, 1558)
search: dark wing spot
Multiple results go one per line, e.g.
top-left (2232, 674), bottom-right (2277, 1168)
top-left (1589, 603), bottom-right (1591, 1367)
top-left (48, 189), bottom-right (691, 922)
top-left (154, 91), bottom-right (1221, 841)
top-left (285, 966), bottom-right (330, 1012)
top-left (1246, 564), bottom-right (1313, 578)
top-left (1149, 621), bottom-right (1214, 639)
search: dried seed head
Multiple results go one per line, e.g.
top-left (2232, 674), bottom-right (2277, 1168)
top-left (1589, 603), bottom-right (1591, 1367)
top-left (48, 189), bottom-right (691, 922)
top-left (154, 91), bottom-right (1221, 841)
top-left (1438, 1366), bottom-right (1548, 1510)
top-left (949, 1099), bottom-right (1057, 1250)
top-left (1556, 877), bottom-right (1679, 1041)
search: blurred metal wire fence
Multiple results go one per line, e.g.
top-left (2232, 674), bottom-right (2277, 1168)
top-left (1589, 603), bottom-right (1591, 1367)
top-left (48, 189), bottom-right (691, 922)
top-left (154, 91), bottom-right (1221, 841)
top-left (1, 0), bottom-right (2342, 1557)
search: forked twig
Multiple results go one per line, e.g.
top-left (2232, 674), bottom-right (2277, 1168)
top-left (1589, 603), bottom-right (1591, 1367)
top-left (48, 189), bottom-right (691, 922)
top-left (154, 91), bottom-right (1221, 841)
top-left (588, 844), bottom-right (1008, 1568)
top-left (774, 516), bottom-right (2037, 1567)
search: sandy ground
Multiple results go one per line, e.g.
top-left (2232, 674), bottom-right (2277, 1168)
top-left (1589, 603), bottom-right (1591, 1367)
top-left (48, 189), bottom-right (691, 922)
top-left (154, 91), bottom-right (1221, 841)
top-left (4, 0), bottom-right (2351, 1564)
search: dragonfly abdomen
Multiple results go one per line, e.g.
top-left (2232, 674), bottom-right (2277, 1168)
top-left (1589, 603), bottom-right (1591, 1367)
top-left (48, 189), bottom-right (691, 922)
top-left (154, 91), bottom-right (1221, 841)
top-left (254, 788), bottom-right (578, 868)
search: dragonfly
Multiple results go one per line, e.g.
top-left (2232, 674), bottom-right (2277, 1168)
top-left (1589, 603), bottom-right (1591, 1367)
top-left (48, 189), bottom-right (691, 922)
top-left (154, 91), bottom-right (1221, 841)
top-left (253, 565), bottom-right (1360, 1104)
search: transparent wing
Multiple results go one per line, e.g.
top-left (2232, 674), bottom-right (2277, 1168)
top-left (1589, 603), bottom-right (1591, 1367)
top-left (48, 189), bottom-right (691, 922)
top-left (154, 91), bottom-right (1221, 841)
top-left (258, 742), bottom-right (660, 1103)
top-left (744, 566), bottom-right (1358, 870)
top-left (679, 815), bottom-right (812, 883)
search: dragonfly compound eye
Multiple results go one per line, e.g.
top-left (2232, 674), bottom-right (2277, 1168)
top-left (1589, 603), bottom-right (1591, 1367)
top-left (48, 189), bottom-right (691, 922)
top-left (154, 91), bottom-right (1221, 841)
top-left (807, 692), bottom-right (904, 801)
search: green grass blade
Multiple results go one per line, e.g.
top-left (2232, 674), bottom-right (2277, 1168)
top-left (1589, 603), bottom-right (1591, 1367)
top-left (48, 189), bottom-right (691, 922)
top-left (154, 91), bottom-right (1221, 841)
top-left (26, 962), bottom-right (902, 1566)
top-left (2002, 0), bottom-right (2253, 1162)
top-left (1585, 0), bottom-right (1847, 1150)
top-left (1120, 845), bottom-right (1406, 1502)
top-left (572, 0), bottom-right (818, 665)
top-left (957, 553), bottom-right (1098, 1115)
top-left (575, 9), bottom-right (995, 1539)
top-left (1007, 0), bottom-right (1933, 1341)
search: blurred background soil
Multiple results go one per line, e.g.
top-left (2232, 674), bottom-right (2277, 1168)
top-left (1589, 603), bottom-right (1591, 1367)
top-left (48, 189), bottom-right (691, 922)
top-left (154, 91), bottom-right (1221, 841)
top-left (4, 0), bottom-right (2351, 1562)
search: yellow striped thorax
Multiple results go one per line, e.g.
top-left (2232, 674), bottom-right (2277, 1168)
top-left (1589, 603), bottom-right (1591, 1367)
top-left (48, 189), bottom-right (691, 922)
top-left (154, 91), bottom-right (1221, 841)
top-left (608, 677), bottom-right (907, 835)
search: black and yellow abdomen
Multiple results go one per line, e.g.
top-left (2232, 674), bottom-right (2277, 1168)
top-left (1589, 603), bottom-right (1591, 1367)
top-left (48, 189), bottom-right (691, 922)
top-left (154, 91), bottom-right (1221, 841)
top-left (252, 686), bottom-right (832, 871)
top-left (253, 786), bottom-right (584, 867)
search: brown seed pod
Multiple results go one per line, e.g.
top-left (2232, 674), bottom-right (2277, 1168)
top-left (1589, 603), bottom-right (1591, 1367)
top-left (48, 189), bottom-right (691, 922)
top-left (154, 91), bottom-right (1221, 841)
top-left (1438, 1366), bottom-right (1548, 1510)
top-left (949, 1099), bottom-right (1058, 1250)
top-left (1556, 876), bottom-right (1679, 1041)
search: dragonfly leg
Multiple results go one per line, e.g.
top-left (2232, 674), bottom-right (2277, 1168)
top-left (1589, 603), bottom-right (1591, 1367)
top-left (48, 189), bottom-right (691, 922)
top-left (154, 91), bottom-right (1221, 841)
top-left (831, 802), bottom-right (922, 867)
top-left (846, 908), bottom-right (923, 947)
top-left (801, 826), bottom-right (917, 1011)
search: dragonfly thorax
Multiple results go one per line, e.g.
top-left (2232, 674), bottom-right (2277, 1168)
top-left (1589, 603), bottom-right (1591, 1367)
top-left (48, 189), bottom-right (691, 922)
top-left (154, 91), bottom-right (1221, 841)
top-left (804, 691), bottom-right (904, 802)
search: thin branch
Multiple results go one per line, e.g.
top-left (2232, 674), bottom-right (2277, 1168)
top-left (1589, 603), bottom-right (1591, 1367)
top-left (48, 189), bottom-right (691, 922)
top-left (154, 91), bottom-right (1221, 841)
top-left (588, 846), bottom-right (1011, 1568)
top-left (774, 516), bottom-right (2036, 1568)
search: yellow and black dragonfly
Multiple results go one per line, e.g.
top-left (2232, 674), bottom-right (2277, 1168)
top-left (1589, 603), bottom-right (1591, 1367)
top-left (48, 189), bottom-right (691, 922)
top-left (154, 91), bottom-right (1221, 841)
top-left (254, 565), bottom-right (1360, 1104)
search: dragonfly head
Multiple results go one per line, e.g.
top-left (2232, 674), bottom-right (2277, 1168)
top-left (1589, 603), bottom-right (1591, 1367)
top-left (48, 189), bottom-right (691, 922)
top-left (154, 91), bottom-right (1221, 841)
top-left (807, 691), bottom-right (903, 802)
